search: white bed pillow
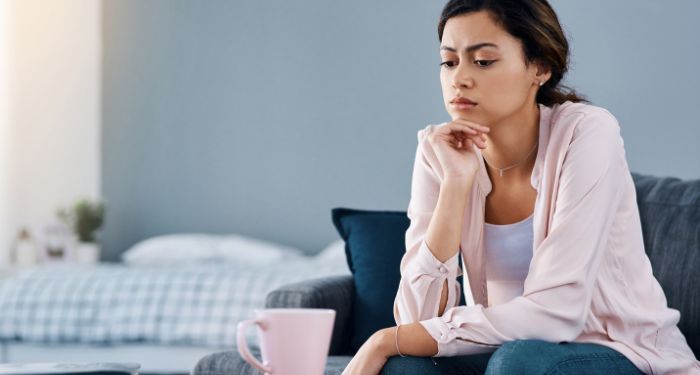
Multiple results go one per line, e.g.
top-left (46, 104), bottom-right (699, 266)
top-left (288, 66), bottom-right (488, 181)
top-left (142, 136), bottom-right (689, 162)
top-left (312, 238), bottom-right (351, 274)
top-left (121, 233), bottom-right (306, 266)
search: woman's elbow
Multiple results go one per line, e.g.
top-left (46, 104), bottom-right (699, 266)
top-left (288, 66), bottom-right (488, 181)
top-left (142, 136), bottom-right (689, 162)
top-left (533, 308), bottom-right (587, 343)
top-left (546, 321), bottom-right (585, 343)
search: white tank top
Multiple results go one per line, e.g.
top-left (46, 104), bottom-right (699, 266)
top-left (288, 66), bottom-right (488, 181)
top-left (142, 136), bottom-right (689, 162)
top-left (483, 213), bottom-right (534, 306)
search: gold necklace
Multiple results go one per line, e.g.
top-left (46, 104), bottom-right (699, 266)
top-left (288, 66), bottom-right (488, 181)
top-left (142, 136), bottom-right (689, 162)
top-left (482, 141), bottom-right (538, 177)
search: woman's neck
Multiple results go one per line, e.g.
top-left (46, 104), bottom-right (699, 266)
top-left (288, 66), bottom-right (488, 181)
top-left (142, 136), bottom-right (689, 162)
top-left (481, 102), bottom-right (540, 178)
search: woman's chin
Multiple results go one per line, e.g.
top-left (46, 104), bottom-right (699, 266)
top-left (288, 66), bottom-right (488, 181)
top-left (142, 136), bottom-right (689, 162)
top-left (450, 112), bottom-right (480, 122)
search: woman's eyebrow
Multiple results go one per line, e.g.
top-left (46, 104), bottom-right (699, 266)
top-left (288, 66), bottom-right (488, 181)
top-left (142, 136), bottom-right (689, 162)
top-left (440, 42), bottom-right (499, 53)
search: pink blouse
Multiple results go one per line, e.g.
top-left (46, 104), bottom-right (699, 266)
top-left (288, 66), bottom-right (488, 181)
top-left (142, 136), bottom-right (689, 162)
top-left (393, 101), bottom-right (700, 374)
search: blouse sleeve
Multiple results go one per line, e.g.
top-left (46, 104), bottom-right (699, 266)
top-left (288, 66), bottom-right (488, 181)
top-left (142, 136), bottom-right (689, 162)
top-left (418, 109), bottom-right (628, 357)
top-left (393, 126), bottom-right (463, 326)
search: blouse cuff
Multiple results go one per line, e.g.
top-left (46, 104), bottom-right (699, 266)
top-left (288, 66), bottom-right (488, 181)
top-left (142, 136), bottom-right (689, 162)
top-left (419, 307), bottom-right (503, 357)
top-left (419, 315), bottom-right (455, 356)
top-left (414, 239), bottom-right (460, 278)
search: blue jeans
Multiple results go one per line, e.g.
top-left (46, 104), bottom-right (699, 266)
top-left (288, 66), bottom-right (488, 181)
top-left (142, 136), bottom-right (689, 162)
top-left (379, 339), bottom-right (644, 375)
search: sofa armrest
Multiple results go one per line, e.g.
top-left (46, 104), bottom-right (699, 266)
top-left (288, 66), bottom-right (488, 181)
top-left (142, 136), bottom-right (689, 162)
top-left (265, 275), bottom-right (354, 356)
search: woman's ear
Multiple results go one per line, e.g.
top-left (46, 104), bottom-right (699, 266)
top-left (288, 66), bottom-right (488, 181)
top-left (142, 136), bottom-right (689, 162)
top-left (535, 62), bottom-right (552, 85)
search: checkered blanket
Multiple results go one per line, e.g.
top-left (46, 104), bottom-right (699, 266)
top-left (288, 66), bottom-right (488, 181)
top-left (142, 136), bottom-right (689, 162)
top-left (0, 259), bottom-right (350, 347)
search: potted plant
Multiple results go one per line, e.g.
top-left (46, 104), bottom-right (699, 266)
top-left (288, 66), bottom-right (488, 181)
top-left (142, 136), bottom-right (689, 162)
top-left (57, 199), bottom-right (105, 264)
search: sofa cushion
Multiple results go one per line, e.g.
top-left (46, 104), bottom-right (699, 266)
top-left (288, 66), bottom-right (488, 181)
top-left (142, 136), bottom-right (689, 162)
top-left (331, 207), bottom-right (466, 354)
top-left (331, 208), bottom-right (408, 353)
top-left (631, 172), bottom-right (700, 357)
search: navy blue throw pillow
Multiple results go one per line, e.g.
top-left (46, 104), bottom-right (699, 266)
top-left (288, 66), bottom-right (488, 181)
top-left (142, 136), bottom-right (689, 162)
top-left (331, 207), bottom-right (465, 353)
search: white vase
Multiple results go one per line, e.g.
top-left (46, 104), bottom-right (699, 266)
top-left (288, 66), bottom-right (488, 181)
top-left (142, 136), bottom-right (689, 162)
top-left (75, 242), bottom-right (100, 264)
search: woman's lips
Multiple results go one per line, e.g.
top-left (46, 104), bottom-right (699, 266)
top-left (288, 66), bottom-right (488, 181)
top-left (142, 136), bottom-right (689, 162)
top-left (451, 102), bottom-right (478, 111)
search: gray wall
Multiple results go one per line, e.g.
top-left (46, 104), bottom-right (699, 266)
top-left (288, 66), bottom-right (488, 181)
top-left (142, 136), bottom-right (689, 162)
top-left (101, 1), bottom-right (700, 260)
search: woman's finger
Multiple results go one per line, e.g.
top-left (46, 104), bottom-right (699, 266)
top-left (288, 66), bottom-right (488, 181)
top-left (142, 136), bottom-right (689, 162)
top-left (454, 123), bottom-right (491, 135)
top-left (444, 122), bottom-right (477, 135)
top-left (458, 131), bottom-right (487, 149)
top-left (436, 122), bottom-right (489, 150)
top-left (452, 119), bottom-right (490, 133)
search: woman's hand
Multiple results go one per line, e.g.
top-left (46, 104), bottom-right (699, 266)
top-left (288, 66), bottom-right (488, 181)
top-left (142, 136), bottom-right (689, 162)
top-left (427, 119), bottom-right (490, 182)
top-left (341, 329), bottom-right (393, 375)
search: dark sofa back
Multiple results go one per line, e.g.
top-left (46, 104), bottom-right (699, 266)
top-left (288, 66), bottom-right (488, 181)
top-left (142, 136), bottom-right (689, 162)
top-left (631, 172), bottom-right (700, 357)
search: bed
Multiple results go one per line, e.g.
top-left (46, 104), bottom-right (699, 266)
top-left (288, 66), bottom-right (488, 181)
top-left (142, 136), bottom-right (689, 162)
top-left (0, 236), bottom-right (350, 374)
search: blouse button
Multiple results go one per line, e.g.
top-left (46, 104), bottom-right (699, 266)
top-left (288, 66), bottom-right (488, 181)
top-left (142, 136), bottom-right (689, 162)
top-left (438, 266), bottom-right (447, 273)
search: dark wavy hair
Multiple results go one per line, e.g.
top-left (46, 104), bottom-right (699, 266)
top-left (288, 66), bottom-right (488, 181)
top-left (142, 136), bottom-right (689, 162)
top-left (438, 0), bottom-right (590, 106)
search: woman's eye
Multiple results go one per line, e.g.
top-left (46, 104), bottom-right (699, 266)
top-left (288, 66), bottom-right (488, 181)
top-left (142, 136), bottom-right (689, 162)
top-left (474, 59), bottom-right (495, 67)
top-left (439, 60), bottom-right (496, 69)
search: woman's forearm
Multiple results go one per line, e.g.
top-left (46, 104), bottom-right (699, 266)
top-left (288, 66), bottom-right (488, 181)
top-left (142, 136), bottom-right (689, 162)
top-left (372, 178), bottom-right (473, 359)
top-left (374, 323), bottom-right (439, 357)
top-left (425, 177), bottom-right (473, 263)
top-left (425, 176), bottom-right (473, 315)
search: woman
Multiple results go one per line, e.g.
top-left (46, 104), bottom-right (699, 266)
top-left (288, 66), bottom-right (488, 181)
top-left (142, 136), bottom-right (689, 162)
top-left (341, 1), bottom-right (700, 374)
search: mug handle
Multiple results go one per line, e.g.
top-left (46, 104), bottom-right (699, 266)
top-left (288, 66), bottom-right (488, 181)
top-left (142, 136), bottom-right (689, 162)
top-left (237, 319), bottom-right (273, 374)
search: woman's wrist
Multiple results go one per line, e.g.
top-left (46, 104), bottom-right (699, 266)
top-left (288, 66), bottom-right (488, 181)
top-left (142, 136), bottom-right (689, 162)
top-left (371, 323), bottom-right (439, 358)
top-left (443, 173), bottom-right (475, 187)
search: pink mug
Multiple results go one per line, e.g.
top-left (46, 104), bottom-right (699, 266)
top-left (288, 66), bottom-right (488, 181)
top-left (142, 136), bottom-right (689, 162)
top-left (236, 308), bottom-right (336, 375)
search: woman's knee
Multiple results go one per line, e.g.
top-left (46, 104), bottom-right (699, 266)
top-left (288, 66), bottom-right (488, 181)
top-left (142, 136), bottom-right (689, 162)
top-left (485, 339), bottom-right (640, 375)
top-left (486, 339), bottom-right (554, 374)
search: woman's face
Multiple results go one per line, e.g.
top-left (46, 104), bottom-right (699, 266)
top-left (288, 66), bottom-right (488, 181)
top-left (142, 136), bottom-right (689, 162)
top-left (439, 11), bottom-right (548, 125)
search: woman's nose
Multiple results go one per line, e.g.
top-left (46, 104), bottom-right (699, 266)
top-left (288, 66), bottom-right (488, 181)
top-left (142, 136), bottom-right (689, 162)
top-left (451, 63), bottom-right (474, 89)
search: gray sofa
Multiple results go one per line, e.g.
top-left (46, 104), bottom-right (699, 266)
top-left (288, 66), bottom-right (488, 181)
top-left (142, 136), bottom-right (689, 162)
top-left (193, 172), bottom-right (699, 375)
